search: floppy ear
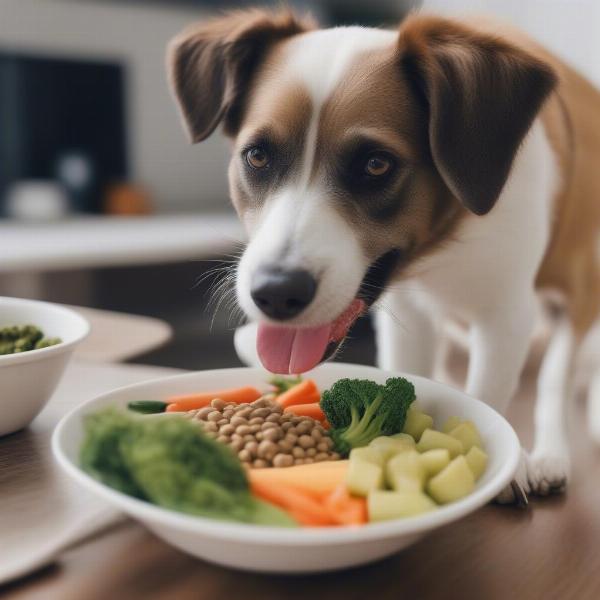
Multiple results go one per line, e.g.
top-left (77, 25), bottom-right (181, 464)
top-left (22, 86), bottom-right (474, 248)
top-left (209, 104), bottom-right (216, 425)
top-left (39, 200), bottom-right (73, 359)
top-left (398, 16), bottom-right (557, 215)
top-left (167, 9), bottom-right (314, 143)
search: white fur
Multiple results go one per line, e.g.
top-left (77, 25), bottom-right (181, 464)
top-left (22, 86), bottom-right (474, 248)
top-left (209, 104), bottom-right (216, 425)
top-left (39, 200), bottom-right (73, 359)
top-left (236, 27), bottom-right (394, 327)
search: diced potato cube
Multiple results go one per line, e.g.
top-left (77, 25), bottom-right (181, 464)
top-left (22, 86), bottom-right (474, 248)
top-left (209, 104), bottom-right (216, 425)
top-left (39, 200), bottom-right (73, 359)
top-left (417, 429), bottom-right (464, 458)
top-left (349, 446), bottom-right (385, 466)
top-left (449, 421), bottom-right (483, 453)
top-left (402, 408), bottom-right (434, 441)
top-left (419, 448), bottom-right (451, 477)
top-left (442, 416), bottom-right (462, 434)
top-left (385, 450), bottom-right (426, 492)
top-left (346, 458), bottom-right (384, 497)
top-left (389, 432), bottom-right (417, 445)
top-left (369, 435), bottom-right (414, 459)
top-left (368, 490), bottom-right (436, 521)
top-left (427, 456), bottom-right (475, 504)
top-left (465, 446), bottom-right (488, 480)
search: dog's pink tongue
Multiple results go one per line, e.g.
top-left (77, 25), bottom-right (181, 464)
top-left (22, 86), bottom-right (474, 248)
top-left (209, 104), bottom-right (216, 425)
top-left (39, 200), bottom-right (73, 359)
top-left (256, 323), bottom-right (331, 374)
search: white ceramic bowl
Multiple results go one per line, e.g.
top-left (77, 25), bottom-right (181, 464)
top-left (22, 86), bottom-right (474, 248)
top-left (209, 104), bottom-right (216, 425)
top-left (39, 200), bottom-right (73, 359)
top-left (53, 363), bottom-right (520, 573)
top-left (0, 297), bottom-right (89, 436)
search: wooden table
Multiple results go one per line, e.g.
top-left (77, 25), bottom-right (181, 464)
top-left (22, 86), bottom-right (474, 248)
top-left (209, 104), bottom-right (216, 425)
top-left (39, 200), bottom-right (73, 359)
top-left (2, 347), bottom-right (599, 599)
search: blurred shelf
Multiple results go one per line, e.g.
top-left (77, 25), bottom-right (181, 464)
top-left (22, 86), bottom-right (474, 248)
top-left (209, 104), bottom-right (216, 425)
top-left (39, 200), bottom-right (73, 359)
top-left (0, 213), bottom-right (244, 273)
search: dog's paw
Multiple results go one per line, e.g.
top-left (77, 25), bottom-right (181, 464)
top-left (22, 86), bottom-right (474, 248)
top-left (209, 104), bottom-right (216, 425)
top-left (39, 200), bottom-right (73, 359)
top-left (495, 450), bottom-right (530, 506)
top-left (526, 451), bottom-right (570, 496)
top-left (495, 449), bottom-right (570, 504)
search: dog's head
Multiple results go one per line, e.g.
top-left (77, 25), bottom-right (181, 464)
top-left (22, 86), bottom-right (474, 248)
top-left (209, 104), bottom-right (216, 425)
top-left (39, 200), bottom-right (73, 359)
top-left (168, 10), bottom-right (556, 373)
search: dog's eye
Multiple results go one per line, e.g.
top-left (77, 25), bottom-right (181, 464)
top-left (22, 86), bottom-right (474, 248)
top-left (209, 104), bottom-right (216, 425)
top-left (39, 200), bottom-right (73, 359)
top-left (364, 154), bottom-right (393, 177)
top-left (246, 147), bottom-right (270, 170)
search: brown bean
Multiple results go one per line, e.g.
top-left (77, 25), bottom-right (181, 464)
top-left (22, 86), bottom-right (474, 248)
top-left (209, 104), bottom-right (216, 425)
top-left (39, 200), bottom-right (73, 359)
top-left (311, 428), bottom-right (322, 441)
top-left (204, 421), bottom-right (218, 432)
top-left (243, 434), bottom-right (255, 443)
top-left (238, 449), bottom-right (252, 462)
top-left (223, 409), bottom-right (234, 419)
top-left (262, 428), bottom-right (282, 442)
top-left (211, 398), bottom-right (227, 410)
top-left (298, 435), bottom-right (315, 449)
top-left (286, 426), bottom-right (298, 436)
top-left (229, 439), bottom-right (244, 452)
top-left (281, 422), bottom-right (293, 432)
top-left (273, 453), bottom-right (294, 468)
top-left (316, 441), bottom-right (329, 452)
top-left (270, 404), bottom-right (283, 414)
top-left (258, 440), bottom-right (278, 460)
top-left (306, 447), bottom-right (317, 457)
top-left (196, 407), bottom-right (213, 420)
top-left (249, 424), bottom-right (261, 434)
top-left (296, 420), bottom-right (313, 434)
top-left (303, 458), bottom-right (314, 464)
top-left (237, 407), bottom-right (253, 419)
top-left (216, 435), bottom-right (230, 445)
top-left (217, 418), bottom-right (228, 426)
top-left (266, 413), bottom-right (281, 423)
top-left (253, 459), bottom-right (269, 468)
top-left (235, 424), bottom-right (251, 436)
top-left (292, 447), bottom-right (305, 459)
top-left (251, 397), bottom-right (270, 408)
top-left (255, 431), bottom-right (264, 441)
top-left (250, 407), bottom-right (270, 418)
top-left (220, 424), bottom-right (235, 436)
top-left (315, 452), bottom-right (330, 461)
top-left (206, 411), bottom-right (221, 422)
top-left (330, 452), bottom-right (341, 460)
top-left (244, 441), bottom-right (259, 457)
top-left (278, 439), bottom-right (293, 452)
top-left (294, 458), bottom-right (305, 465)
top-left (249, 417), bottom-right (264, 425)
top-left (230, 416), bottom-right (247, 427)
top-left (285, 433), bottom-right (298, 445)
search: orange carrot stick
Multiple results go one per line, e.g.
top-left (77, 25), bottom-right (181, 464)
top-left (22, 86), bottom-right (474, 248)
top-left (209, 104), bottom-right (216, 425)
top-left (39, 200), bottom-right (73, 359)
top-left (165, 386), bottom-right (262, 412)
top-left (323, 484), bottom-right (367, 526)
top-left (276, 379), bottom-right (320, 408)
top-left (250, 479), bottom-right (334, 526)
top-left (284, 402), bottom-right (326, 422)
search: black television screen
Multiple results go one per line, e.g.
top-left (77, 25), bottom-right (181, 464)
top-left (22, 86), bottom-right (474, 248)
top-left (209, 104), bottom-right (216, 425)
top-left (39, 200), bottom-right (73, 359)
top-left (0, 52), bottom-right (127, 214)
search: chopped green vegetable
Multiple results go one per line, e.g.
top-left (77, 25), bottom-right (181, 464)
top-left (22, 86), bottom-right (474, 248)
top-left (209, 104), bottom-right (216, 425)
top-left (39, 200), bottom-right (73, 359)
top-left (320, 377), bottom-right (415, 456)
top-left (80, 409), bottom-right (297, 526)
top-left (0, 324), bottom-right (60, 354)
top-left (269, 375), bottom-right (303, 394)
top-left (127, 400), bottom-right (168, 414)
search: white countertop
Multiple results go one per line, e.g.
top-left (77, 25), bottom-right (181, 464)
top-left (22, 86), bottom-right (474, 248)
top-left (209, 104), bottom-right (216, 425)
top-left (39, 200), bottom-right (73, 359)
top-left (0, 213), bottom-right (245, 273)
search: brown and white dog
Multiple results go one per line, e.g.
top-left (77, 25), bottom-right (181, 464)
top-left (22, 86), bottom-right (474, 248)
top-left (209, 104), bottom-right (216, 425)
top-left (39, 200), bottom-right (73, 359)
top-left (167, 9), bottom-right (600, 502)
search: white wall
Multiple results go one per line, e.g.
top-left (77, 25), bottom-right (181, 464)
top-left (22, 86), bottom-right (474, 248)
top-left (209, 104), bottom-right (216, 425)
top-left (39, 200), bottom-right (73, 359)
top-left (0, 0), bottom-right (232, 212)
top-left (423, 0), bottom-right (600, 88)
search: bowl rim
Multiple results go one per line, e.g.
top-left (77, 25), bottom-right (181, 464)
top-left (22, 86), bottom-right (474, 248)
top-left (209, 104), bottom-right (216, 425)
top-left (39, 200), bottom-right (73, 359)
top-left (0, 296), bottom-right (90, 367)
top-left (52, 364), bottom-right (521, 545)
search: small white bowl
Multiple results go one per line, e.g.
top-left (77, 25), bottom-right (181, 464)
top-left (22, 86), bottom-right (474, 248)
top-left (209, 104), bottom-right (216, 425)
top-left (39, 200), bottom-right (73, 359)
top-left (52, 363), bottom-right (520, 573)
top-left (0, 297), bottom-right (89, 436)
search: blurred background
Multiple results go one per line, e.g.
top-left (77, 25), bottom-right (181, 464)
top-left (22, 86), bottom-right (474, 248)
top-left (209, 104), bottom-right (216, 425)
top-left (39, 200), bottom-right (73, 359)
top-left (1, 0), bottom-right (599, 370)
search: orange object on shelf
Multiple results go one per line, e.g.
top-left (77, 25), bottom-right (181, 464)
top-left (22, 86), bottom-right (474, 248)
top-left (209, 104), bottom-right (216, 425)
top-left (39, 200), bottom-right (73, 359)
top-left (104, 183), bottom-right (152, 215)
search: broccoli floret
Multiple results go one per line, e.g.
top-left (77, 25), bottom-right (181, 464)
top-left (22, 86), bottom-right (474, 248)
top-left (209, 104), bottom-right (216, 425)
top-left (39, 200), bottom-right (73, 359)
top-left (320, 377), bottom-right (416, 456)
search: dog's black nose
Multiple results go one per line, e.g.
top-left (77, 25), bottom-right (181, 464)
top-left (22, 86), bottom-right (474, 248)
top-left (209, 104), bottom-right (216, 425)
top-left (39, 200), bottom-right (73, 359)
top-left (251, 267), bottom-right (317, 320)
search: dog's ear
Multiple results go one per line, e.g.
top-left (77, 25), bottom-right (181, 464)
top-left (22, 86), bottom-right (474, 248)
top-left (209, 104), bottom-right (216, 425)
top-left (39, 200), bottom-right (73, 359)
top-left (167, 9), bottom-right (314, 143)
top-left (398, 16), bottom-right (557, 215)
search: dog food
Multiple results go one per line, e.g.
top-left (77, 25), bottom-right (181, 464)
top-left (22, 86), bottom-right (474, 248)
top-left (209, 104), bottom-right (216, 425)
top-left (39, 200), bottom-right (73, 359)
top-left (186, 396), bottom-right (340, 468)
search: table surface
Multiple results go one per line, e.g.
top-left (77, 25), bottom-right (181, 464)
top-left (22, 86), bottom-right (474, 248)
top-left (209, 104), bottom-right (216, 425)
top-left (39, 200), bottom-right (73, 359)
top-left (2, 349), bottom-right (599, 599)
top-left (0, 214), bottom-right (244, 273)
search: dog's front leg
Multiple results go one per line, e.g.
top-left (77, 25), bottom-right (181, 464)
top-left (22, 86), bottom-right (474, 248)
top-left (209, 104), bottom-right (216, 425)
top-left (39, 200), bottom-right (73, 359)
top-left (466, 297), bottom-right (536, 415)
top-left (466, 296), bottom-right (537, 505)
top-left (374, 289), bottom-right (438, 377)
